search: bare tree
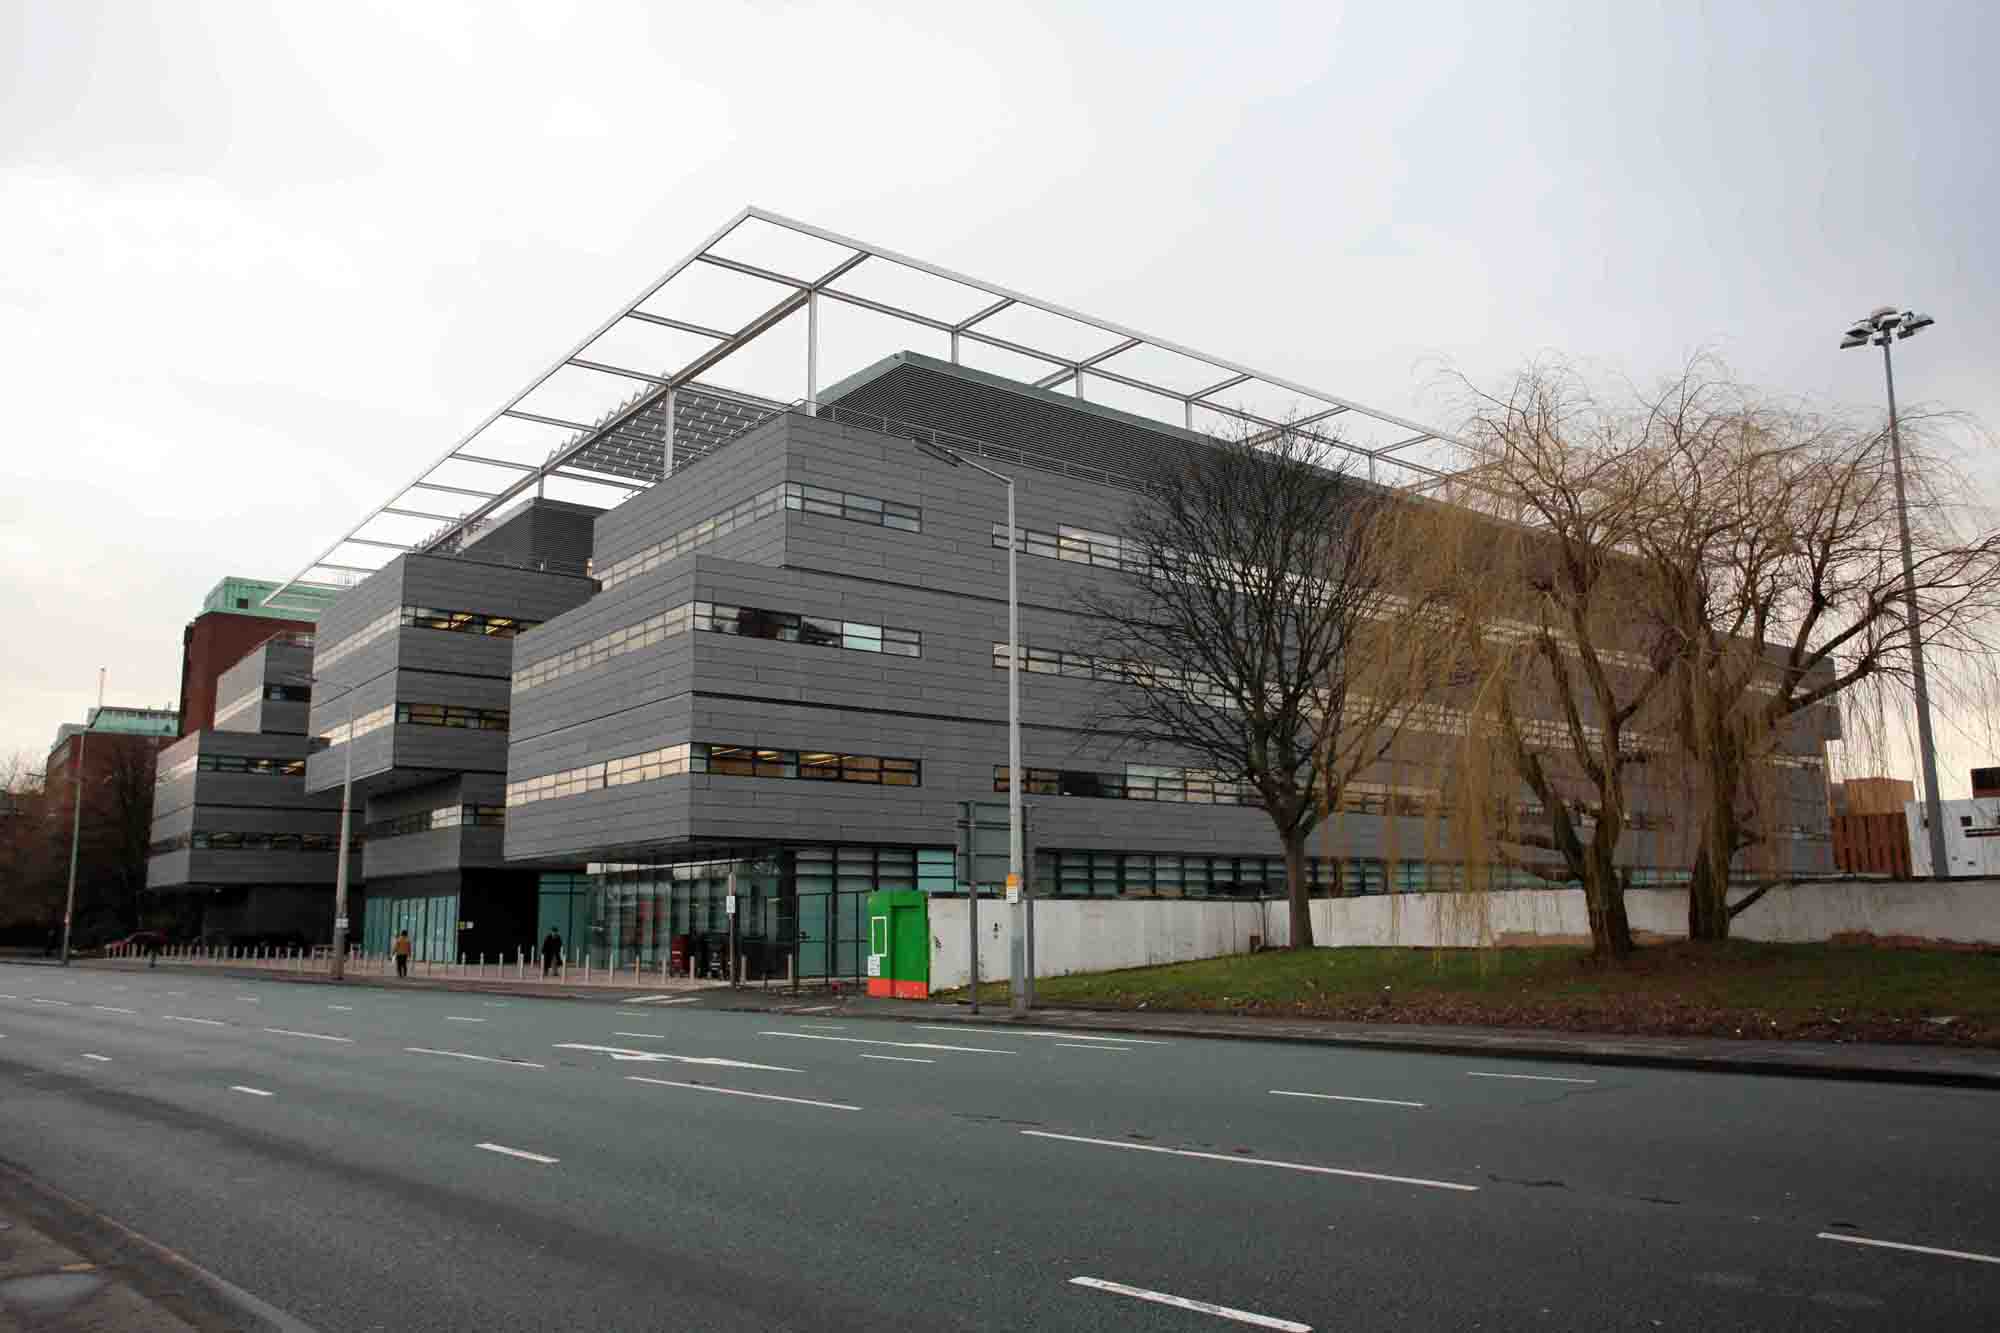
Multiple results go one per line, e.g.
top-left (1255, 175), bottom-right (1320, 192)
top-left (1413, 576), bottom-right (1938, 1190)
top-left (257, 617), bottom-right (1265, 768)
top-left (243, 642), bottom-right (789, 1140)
top-left (1428, 362), bottom-right (1678, 960)
top-left (0, 752), bottom-right (62, 933)
top-left (1076, 423), bottom-right (1446, 949)
top-left (1626, 367), bottom-right (2000, 936)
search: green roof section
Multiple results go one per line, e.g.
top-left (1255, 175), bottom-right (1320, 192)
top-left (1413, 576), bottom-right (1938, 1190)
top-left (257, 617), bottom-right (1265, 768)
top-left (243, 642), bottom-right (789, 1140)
top-left (85, 706), bottom-right (180, 736)
top-left (201, 575), bottom-right (339, 623)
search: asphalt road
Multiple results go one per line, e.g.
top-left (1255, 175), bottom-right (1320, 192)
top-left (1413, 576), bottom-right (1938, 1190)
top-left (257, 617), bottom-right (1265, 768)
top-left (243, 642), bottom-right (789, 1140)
top-left (1, 962), bottom-right (1996, 1332)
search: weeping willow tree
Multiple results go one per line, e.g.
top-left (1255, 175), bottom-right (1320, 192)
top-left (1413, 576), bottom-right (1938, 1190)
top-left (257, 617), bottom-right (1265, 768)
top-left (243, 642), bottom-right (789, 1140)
top-left (1616, 366), bottom-right (2000, 935)
top-left (1424, 357), bottom-right (2000, 951)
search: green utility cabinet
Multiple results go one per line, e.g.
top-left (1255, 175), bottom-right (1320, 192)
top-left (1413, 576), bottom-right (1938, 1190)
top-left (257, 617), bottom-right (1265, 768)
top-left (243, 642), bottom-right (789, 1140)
top-left (865, 890), bottom-right (930, 999)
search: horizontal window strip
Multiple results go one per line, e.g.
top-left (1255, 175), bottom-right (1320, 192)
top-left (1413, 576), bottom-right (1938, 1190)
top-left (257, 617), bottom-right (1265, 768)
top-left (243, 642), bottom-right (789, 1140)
top-left (149, 831), bottom-right (361, 855)
top-left (314, 702), bottom-right (509, 749)
top-left (595, 481), bottom-right (920, 592)
top-left (366, 804), bottom-right (504, 839)
top-left (156, 754), bottom-right (308, 786)
top-left (507, 742), bottom-right (920, 808)
top-left (315, 605), bottom-right (543, 673)
top-left (514, 600), bottom-right (921, 694)
top-left (997, 764), bottom-right (1255, 806)
top-left (596, 485), bottom-right (786, 591)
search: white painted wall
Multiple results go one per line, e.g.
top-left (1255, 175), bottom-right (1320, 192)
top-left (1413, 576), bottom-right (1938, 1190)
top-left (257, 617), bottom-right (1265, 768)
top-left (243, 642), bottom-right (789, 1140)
top-left (929, 895), bottom-right (1284, 990)
top-left (1906, 798), bottom-right (2000, 877)
top-left (922, 880), bottom-right (2000, 989)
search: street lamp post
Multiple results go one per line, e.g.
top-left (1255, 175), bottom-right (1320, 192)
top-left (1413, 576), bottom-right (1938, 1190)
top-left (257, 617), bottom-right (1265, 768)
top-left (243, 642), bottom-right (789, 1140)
top-left (296, 672), bottom-right (359, 979)
top-left (912, 439), bottom-right (1029, 1013)
top-left (1839, 305), bottom-right (1947, 879)
top-left (59, 668), bottom-right (105, 967)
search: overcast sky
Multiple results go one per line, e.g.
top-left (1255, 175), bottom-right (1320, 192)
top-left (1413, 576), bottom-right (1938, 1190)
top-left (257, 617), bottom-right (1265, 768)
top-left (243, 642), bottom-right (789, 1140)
top-left (3, 0), bottom-right (1994, 789)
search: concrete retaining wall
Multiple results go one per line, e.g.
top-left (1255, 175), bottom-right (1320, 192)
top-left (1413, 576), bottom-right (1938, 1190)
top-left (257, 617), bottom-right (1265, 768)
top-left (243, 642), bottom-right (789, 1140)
top-left (924, 880), bottom-right (2000, 988)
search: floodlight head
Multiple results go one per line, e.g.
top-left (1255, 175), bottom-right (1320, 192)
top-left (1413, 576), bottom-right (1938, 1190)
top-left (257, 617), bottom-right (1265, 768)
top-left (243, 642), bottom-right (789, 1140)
top-left (912, 438), bottom-right (963, 469)
top-left (1868, 305), bottom-right (1899, 323)
top-left (1900, 312), bottom-right (1935, 337)
top-left (1839, 333), bottom-right (1868, 350)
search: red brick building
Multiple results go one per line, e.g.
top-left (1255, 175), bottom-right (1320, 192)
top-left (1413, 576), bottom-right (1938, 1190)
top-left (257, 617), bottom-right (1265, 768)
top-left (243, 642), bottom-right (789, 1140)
top-left (175, 578), bottom-right (333, 736)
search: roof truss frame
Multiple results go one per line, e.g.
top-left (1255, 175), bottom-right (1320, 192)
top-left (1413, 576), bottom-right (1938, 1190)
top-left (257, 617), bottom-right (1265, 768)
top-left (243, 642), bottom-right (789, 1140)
top-left (269, 206), bottom-right (1466, 606)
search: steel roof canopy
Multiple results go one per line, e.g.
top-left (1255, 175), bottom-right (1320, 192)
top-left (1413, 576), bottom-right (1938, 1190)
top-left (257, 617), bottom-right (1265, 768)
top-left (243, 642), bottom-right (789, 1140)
top-left (266, 206), bottom-right (1465, 610)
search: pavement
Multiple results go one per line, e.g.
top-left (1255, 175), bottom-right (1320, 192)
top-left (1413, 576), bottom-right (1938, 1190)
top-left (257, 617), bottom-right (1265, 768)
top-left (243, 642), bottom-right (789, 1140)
top-left (4, 960), bottom-right (1998, 1331)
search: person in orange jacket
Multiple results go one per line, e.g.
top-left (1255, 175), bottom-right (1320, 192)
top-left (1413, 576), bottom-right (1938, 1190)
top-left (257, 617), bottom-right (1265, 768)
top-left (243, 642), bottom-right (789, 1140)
top-left (393, 929), bottom-right (412, 978)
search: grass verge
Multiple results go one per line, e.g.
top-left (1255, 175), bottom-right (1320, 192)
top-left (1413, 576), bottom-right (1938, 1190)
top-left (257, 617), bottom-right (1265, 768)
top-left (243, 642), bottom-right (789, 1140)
top-left (944, 941), bottom-right (2000, 1045)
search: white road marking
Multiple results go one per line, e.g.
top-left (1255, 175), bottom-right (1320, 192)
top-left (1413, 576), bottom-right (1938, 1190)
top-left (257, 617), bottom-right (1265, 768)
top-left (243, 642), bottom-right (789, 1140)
top-left (327, 1005), bottom-right (354, 1011)
top-left (231, 1086), bottom-right (274, 1097)
top-left (262, 1027), bottom-right (352, 1043)
top-left (406, 1047), bottom-right (546, 1069)
top-left (791, 1004), bottom-right (840, 1013)
top-left (860, 1054), bottom-right (935, 1064)
top-left (1817, 1232), bottom-right (2000, 1265)
top-left (1022, 1131), bottom-right (1479, 1193)
top-left (553, 1042), bottom-right (800, 1072)
top-left (92, 1005), bottom-right (138, 1014)
top-left (622, 994), bottom-right (698, 1005)
top-left (162, 1015), bottom-right (225, 1026)
top-left (163, 991), bottom-right (185, 997)
top-left (0, 994), bottom-right (17, 1000)
top-left (444, 1016), bottom-right (485, 1023)
top-left (1057, 1043), bottom-right (1131, 1051)
top-left (1270, 1090), bottom-right (1427, 1109)
top-left (612, 1031), bottom-right (666, 1040)
top-left (915, 1025), bottom-right (1169, 1046)
top-left (82, 1053), bottom-right (111, 1062)
top-left (1070, 1277), bottom-right (1311, 1331)
top-left (762, 1031), bottom-right (1018, 1056)
top-left (31, 998), bottom-right (71, 1006)
top-left (626, 1076), bottom-right (859, 1111)
top-left (476, 1143), bottom-right (559, 1165)
top-left (482, 1002), bottom-right (510, 1008)
top-left (1466, 1071), bottom-right (1597, 1085)
top-left (237, 997), bottom-right (260, 1003)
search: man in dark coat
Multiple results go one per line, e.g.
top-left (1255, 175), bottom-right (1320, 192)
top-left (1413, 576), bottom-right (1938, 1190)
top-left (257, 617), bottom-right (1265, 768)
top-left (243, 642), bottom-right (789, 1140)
top-left (541, 929), bottom-right (562, 977)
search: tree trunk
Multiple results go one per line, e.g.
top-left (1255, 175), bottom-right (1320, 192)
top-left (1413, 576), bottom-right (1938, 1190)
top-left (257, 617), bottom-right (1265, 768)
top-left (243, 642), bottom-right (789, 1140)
top-left (1283, 832), bottom-right (1315, 949)
top-left (1582, 844), bottom-right (1634, 961)
top-left (1686, 849), bottom-right (1731, 941)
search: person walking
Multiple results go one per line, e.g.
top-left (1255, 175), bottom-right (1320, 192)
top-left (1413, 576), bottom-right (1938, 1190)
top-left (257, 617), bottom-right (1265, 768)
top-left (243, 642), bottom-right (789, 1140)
top-left (541, 929), bottom-right (562, 977)
top-left (393, 929), bottom-right (412, 978)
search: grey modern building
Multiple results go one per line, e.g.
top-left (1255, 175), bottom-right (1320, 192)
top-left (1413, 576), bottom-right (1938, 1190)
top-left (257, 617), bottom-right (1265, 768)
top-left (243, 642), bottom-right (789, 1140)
top-left (299, 500), bottom-right (599, 962)
top-left (254, 209), bottom-right (1835, 976)
top-left (147, 635), bottom-right (359, 943)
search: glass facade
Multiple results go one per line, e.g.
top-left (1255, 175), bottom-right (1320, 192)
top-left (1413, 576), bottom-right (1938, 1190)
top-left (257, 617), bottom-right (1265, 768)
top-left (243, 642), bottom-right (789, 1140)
top-left (567, 845), bottom-right (956, 980)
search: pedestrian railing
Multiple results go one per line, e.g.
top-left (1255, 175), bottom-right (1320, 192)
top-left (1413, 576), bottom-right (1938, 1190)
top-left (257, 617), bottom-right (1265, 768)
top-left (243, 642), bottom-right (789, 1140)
top-left (95, 941), bottom-right (767, 991)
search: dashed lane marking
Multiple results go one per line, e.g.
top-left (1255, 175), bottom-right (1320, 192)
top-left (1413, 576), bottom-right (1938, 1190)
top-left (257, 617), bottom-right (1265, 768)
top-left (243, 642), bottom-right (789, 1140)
top-left (476, 1143), bottom-right (559, 1165)
top-left (626, 1076), bottom-right (859, 1111)
top-left (262, 1028), bottom-right (352, 1043)
top-left (1069, 1277), bottom-right (1310, 1331)
top-left (92, 1005), bottom-right (138, 1014)
top-left (860, 1054), bottom-right (935, 1064)
top-left (1818, 1233), bottom-right (2000, 1265)
top-left (1057, 1043), bottom-right (1131, 1051)
top-left (327, 1005), bottom-right (354, 1011)
top-left (30, 999), bottom-right (72, 1007)
top-left (406, 1047), bottom-right (546, 1069)
top-left (231, 1086), bottom-right (274, 1097)
top-left (162, 1015), bottom-right (225, 1026)
top-left (444, 1017), bottom-right (486, 1023)
top-left (1270, 1090), bottom-right (1427, 1109)
top-left (1021, 1130), bottom-right (1479, 1193)
top-left (915, 1025), bottom-right (1169, 1046)
top-left (1465, 1071), bottom-right (1597, 1085)
top-left (761, 1031), bottom-right (1018, 1056)
top-left (81, 1054), bottom-right (111, 1062)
